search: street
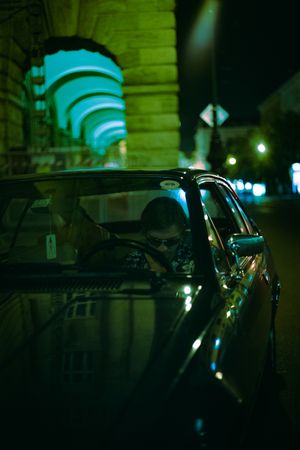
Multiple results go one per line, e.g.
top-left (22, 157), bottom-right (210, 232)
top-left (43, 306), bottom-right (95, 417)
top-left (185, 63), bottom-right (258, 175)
top-left (242, 196), bottom-right (300, 449)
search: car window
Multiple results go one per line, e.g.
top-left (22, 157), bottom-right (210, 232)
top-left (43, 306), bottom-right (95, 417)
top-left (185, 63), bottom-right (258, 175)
top-left (216, 184), bottom-right (254, 234)
top-left (0, 177), bottom-right (195, 274)
top-left (198, 181), bottom-right (251, 269)
top-left (202, 206), bottom-right (231, 276)
top-left (199, 183), bottom-right (240, 241)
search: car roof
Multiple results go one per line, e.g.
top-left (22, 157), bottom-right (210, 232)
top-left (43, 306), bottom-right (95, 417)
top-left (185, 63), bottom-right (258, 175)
top-left (0, 167), bottom-right (220, 184)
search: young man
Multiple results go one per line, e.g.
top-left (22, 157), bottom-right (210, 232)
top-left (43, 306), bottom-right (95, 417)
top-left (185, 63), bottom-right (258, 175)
top-left (125, 197), bottom-right (194, 273)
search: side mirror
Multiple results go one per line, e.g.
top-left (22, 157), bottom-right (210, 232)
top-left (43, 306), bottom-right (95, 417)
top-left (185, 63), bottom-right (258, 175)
top-left (225, 234), bottom-right (265, 281)
top-left (226, 233), bottom-right (265, 257)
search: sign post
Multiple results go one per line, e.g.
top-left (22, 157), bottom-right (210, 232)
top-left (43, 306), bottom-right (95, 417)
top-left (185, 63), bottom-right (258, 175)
top-left (200, 103), bottom-right (229, 174)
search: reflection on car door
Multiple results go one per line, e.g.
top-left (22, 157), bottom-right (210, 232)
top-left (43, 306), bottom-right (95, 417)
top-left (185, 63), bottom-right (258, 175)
top-left (198, 178), bottom-right (273, 406)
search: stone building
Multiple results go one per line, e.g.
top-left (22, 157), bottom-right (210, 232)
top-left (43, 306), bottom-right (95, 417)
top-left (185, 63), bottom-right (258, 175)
top-left (0, 0), bottom-right (180, 173)
top-left (259, 70), bottom-right (300, 122)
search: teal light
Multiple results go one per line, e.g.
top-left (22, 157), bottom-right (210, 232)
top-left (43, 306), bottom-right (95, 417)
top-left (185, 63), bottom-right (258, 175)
top-left (187, 0), bottom-right (221, 58)
top-left (54, 76), bottom-right (123, 129)
top-left (92, 120), bottom-right (127, 150)
top-left (41, 49), bottom-right (126, 155)
top-left (93, 120), bottom-right (127, 139)
top-left (71, 96), bottom-right (126, 139)
top-left (94, 129), bottom-right (127, 155)
top-left (45, 49), bottom-right (123, 89)
top-left (84, 109), bottom-right (125, 131)
top-left (84, 110), bottom-right (126, 147)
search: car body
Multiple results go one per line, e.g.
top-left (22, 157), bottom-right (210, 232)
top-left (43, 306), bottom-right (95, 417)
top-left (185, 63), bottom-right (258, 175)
top-left (0, 168), bottom-right (280, 449)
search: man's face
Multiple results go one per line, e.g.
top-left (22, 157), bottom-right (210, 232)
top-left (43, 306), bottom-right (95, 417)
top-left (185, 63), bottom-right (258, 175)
top-left (145, 224), bottom-right (182, 261)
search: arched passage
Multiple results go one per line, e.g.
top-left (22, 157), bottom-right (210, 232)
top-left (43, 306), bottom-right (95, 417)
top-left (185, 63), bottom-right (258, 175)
top-left (0, 3), bottom-right (179, 173)
top-left (26, 47), bottom-right (127, 162)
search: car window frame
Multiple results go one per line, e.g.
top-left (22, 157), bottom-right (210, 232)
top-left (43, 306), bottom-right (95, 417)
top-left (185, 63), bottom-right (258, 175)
top-left (214, 180), bottom-right (255, 235)
top-left (196, 176), bottom-right (257, 272)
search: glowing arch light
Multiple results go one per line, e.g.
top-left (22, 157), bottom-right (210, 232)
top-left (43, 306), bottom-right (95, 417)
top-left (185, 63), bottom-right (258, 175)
top-left (45, 50), bottom-right (123, 89)
top-left (40, 48), bottom-right (127, 157)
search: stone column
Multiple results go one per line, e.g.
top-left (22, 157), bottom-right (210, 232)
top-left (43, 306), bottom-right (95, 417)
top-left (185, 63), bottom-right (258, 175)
top-left (123, 69), bottom-right (180, 169)
top-left (92, 1), bottom-right (180, 169)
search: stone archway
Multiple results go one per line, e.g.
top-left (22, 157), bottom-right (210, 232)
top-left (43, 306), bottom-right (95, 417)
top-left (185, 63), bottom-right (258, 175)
top-left (0, 0), bottom-right (180, 171)
top-left (42, 44), bottom-right (127, 162)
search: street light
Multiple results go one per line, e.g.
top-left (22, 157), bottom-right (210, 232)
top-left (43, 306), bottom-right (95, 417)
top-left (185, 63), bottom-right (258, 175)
top-left (228, 156), bottom-right (237, 165)
top-left (257, 143), bottom-right (266, 154)
top-left (206, 0), bottom-right (225, 174)
top-left (187, 0), bottom-right (224, 172)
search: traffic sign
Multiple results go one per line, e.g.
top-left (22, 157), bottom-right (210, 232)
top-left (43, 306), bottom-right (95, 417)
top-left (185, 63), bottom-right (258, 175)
top-left (200, 104), bottom-right (229, 127)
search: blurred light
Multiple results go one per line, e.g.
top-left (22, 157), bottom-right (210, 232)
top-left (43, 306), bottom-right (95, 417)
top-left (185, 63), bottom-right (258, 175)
top-left (210, 362), bottom-right (216, 371)
top-left (183, 285), bottom-right (192, 295)
top-left (214, 338), bottom-right (221, 349)
top-left (194, 418), bottom-right (204, 434)
top-left (104, 162), bottom-right (120, 168)
top-left (293, 172), bottom-right (300, 183)
top-left (215, 371), bottom-right (223, 380)
top-left (291, 163), bottom-right (300, 193)
top-left (191, 160), bottom-right (206, 169)
top-left (236, 180), bottom-right (244, 191)
top-left (253, 183), bottom-right (266, 197)
top-left (257, 143), bottom-right (266, 153)
top-left (185, 298), bottom-right (192, 312)
top-left (187, 0), bottom-right (220, 59)
top-left (178, 189), bottom-right (187, 202)
top-left (227, 179), bottom-right (236, 190)
top-left (192, 338), bottom-right (202, 350)
top-left (228, 156), bottom-right (236, 165)
top-left (292, 162), bottom-right (300, 170)
top-left (245, 182), bottom-right (252, 190)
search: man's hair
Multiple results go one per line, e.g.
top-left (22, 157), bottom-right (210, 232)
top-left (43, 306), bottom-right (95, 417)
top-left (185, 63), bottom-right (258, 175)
top-left (141, 196), bottom-right (187, 231)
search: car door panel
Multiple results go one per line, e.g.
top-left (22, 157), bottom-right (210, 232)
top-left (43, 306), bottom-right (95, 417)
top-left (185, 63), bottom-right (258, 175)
top-left (197, 178), bottom-right (273, 406)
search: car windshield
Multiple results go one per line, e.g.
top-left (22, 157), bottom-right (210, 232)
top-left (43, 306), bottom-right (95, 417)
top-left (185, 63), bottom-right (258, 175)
top-left (0, 173), bottom-right (195, 274)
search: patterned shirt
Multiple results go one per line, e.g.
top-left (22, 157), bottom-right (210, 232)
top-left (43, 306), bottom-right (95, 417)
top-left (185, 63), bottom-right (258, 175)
top-left (124, 239), bottom-right (194, 273)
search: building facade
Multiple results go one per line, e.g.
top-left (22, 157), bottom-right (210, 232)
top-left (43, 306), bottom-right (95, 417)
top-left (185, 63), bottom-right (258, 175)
top-left (0, 0), bottom-right (180, 174)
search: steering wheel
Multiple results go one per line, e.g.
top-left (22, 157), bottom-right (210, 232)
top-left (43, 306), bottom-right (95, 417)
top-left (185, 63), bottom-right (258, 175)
top-left (80, 238), bottom-right (174, 272)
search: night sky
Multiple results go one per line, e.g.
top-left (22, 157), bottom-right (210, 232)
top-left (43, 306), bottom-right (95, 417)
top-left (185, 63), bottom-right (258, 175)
top-left (175, 0), bottom-right (300, 153)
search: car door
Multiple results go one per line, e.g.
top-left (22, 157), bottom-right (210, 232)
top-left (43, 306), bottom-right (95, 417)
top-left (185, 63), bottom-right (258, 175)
top-left (197, 177), bottom-right (273, 406)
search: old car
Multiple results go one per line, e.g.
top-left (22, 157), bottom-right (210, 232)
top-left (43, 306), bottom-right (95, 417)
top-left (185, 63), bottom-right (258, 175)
top-left (0, 168), bottom-right (280, 449)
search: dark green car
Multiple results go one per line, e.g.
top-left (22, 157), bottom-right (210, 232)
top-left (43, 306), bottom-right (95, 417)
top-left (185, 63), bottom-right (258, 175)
top-left (0, 168), bottom-right (280, 449)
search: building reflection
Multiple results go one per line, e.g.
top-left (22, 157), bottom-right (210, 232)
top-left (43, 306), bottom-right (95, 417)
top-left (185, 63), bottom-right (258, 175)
top-left (0, 290), bottom-right (156, 437)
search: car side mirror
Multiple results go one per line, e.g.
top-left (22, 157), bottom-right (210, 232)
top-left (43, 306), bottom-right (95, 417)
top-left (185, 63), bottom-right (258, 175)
top-left (226, 233), bottom-right (265, 257)
top-left (225, 234), bottom-right (265, 281)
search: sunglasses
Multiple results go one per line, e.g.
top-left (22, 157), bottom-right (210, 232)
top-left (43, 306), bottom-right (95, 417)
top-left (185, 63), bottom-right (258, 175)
top-left (146, 233), bottom-right (182, 248)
